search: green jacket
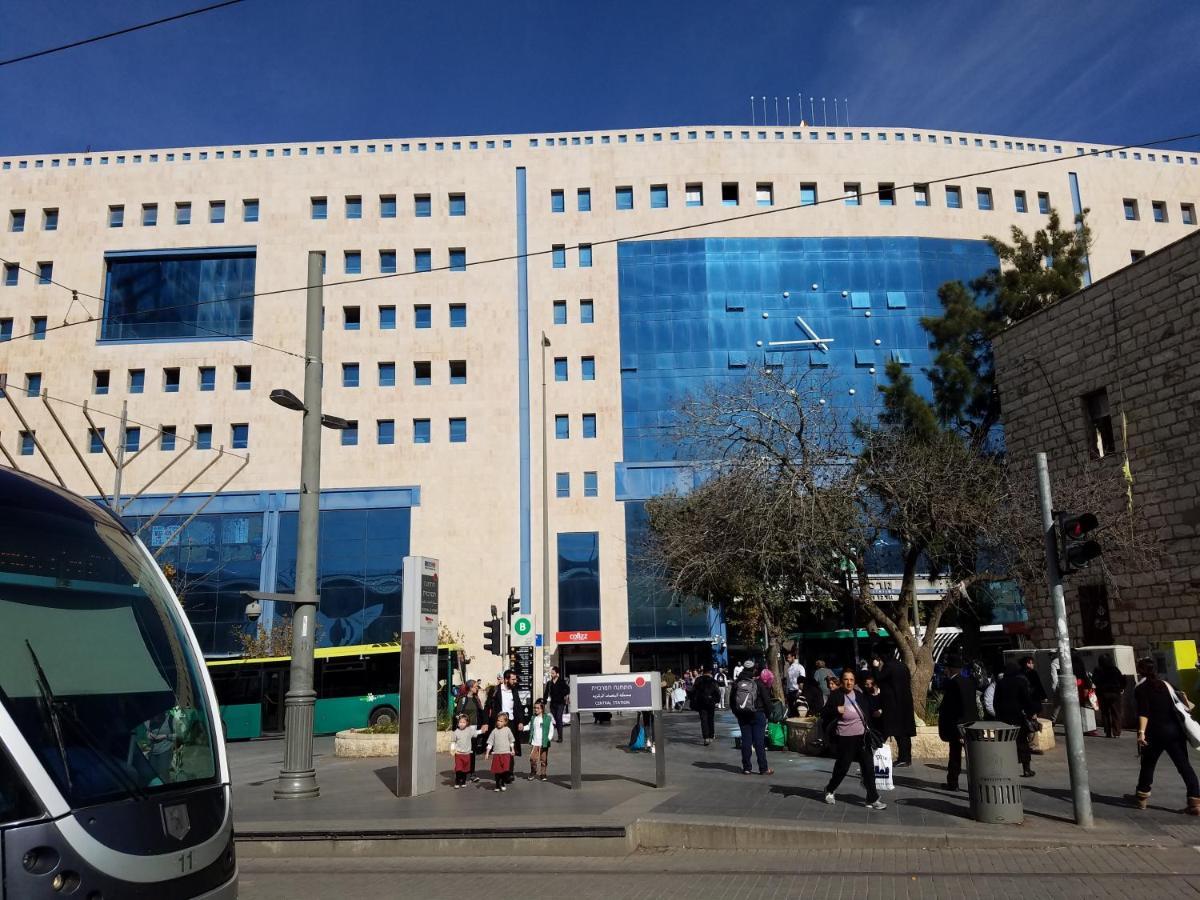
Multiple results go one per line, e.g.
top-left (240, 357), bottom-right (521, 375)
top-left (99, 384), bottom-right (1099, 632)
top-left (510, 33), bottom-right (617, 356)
top-left (528, 712), bottom-right (555, 748)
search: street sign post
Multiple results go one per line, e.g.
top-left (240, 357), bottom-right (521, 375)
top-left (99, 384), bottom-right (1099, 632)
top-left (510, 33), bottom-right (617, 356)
top-left (397, 556), bottom-right (439, 798)
top-left (568, 672), bottom-right (664, 790)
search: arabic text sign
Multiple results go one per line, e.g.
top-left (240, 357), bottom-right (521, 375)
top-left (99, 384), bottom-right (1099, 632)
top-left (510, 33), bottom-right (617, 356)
top-left (571, 672), bottom-right (661, 713)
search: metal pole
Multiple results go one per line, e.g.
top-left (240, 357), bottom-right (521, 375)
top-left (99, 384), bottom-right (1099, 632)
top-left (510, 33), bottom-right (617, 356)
top-left (540, 333), bottom-right (552, 692)
top-left (1035, 452), bottom-right (1094, 828)
top-left (276, 251), bottom-right (324, 800)
top-left (570, 709), bottom-right (582, 790)
top-left (654, 710), bottom-right (667, 788)
top-left (113, 400), bottom-right (128, 512)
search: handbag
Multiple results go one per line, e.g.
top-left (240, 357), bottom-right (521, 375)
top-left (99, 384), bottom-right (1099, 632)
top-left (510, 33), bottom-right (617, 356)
top-left (562, 710), bottom-right (572, 725)
top-left (851, 693), bottom-right (884, 752)
top-left (1165, 683), bottom-right (1200, 749)
top-left (873, 743), bottom-right (895, 790)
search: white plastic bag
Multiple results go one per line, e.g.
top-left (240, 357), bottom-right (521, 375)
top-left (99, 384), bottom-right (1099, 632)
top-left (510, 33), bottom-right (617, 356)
top-left (873, 743), bottom-right (895, 791)
top-left (562, 710), bottom-right (572, 725)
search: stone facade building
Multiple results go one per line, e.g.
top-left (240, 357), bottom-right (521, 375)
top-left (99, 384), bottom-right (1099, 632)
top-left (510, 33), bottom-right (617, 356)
top-left (994, 229), bottom-right (1200, 650)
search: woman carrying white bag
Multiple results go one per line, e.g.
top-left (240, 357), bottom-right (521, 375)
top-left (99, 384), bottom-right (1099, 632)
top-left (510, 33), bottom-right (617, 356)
top-left (1129, 657), bottom-right (1200, 814)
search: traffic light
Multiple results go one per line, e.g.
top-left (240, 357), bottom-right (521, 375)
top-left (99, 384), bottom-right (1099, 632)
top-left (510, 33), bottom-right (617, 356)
top-left (483, 617), bottom-right (501, 656)
top-left (1057, 511), bottom-right (1101, 573)
top-left (506, 588), bottom-right (520, 624)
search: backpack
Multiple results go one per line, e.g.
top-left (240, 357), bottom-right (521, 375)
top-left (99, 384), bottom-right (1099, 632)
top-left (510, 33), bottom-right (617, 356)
top-left (629, 721), bottom-right (646, 751)
top-left (734, 679), bottom-right (758, 714)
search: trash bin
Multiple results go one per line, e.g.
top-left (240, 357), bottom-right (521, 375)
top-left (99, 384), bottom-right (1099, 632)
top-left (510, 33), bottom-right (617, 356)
top-left (961, 721), bottom-right (1024, 824)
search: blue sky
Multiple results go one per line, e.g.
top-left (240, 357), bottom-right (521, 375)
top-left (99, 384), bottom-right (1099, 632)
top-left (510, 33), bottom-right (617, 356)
top-left (1, 0), bottom-right (1197, 155)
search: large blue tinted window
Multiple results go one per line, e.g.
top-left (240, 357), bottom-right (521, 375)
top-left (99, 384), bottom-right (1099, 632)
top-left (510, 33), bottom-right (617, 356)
top-left (557, 532), bottom-right (600, 631)
top-left (102, 249), bottom-right (255, 341)
top-left (625, 503), bottom-right (712, 641)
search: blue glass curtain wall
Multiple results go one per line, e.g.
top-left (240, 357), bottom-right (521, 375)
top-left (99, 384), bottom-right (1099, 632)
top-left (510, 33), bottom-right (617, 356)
top-left (102, 247), bottom-right (256, 341)
top-left (624, 502), bottom-right (714, 641)
top-left (557, 532), bottom-right (601, 632)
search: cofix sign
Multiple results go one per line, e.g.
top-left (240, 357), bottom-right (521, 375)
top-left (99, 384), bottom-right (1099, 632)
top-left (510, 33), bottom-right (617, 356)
top-left (555, 630), bottom-right (601, 644)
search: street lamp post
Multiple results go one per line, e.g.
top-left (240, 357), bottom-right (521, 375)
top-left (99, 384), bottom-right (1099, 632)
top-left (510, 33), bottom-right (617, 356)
top-left (540, 332), bottom-right (552, 689)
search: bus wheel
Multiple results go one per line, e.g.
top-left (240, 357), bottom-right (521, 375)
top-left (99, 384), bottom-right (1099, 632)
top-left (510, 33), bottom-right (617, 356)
top-left (369, 706), bottom-right (398, 727)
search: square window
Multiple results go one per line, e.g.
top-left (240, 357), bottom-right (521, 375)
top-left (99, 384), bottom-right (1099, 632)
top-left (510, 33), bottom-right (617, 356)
top-left (721, 182), bottom-right (739, 206)
top-left (556, 472), bottom-right (570, 498)
top-left (579, 299), bottom-right (594, 323)
top-left (554, 357), bottom-right (568, 381)
top-left (414, 361), bottom-right (431, 385)
top-left (756, 182), bottom-right (774, 206)
top-left (878, 183), bottom-right (895, 206)
top-left (577, 188), bottom-right (591, 212)
top-left (579, 244), bottom-right (592, 267)
top-left (342, 362), bottom-right (360, 387)
top-left (1038, 192), bottom-right (1050, 214)
top-left (844, 182), bottom-right (861, 206)
top-left (344, 251), bottom-right (361, 275)
top-left (977, 188), bottom-right (993, 210)
top-left (449, 303), bottom-right (467, 327)
top-left (553, 300), bottom-right (567, 325)
top-left (615, 186), bottom-right (634, 210)
top-left (195, 425), bottom-right (212, 450)
top-left (377, 419), bottom-right (395, 445)
top-left (380, 305), bottom-right (396, 329)
top-left (1183, 204), bottom-right (1196, 226)
top-left (552, 245), bottom-right (566, 268)
top-left (1152, 201), bottom-right (1167, 223)
top-left (1130, 250), bottom-right (1145, 262)
top-left (379, 250), bottom-right (396, 274)
top-left (583, 471), bottom-right (598, 497)
top-left (209, 201), bottom-right (225, 223)
top-left (142, 203), bottom-right (158, 226)
top-left (231, 423), bottom-right (249, 449)
top-left (160, 426), bottom-right (176, 451)
top-left (108, 205), bottom-right (124, 228)
top-left (19, 431), bottom-right (35, 456)
top-left (650, 184), bottom-right (669, 208)
top-left (43, 208), bottom-right (58, 230)
top-left (415, 249), bottom-right (431, 272)
top-left (129, 369), bottom-right (145, 393)
top-left (10, 209), bottom-right (25, 232)
top-left (581, 356), bottom-right (595, 380)
top-left (343, 306), bottom-right (360, 329)
top-left (551, 189), bottom-right (565, 213)
top-left (800, 183), bottom-right (817, 206)
top-left (413, 419), bottom-right (431, 444)
top-left (31, 317), bottom-right (47, 340)
top-left (176, 202), bottom-right (191, 225)
top-left (234, 365), bottom-right (251, 390)
top-left (341, 421), bottom-right (358, 446)
top-left (582, 413), bottom-right (597, 438)
top-left (414, 194), bottom-right (431, 217)
top-left (163, 368), bottom-right (180, 392)
top-left (449, 359), bottom-right (467, 384)
top-left (88, 428), bottom-right (105, 454)
top-left (94, 370), bottom-right (110, 395)
top-left (1015, 190), bottom-right (1028, 213)
top-left (449, 248), bottom-right (466, 271)
top-left (311, 197), bottom-right (328, 219)
top-left (3, 263), bottom-right (17, 286)
top-left (555, 415), bottom-right (569, 439)
top-left (380, 194), bottom-right (397, 218)
top-left (199, 366), bottom-right (215, 391)
top-left (345, 196), bottom-right (362, 219)
top-left (448, 193), bottom-right (466, 216)
top-left (37, 262), bottom-right (52, 284)
top-left (685, 183), bottom-right (703, 206)
top-left (414, 304), bottom-right (431, 328)
top-left (243, 199), bottom-right (259, 222)
top-left (449, 418), bottom-right (467, 443)
top-left (914, 184), bottom-right (930, 207)
top-left (378, 361), bottom-right (396, 386)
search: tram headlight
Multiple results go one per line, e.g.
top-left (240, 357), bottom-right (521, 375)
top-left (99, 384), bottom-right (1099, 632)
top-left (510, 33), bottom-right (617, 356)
top-left (22, 846), bottom-right (59, 875)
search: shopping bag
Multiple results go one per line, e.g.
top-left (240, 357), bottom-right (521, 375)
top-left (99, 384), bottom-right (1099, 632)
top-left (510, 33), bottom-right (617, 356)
top-left (562, 710), bottom-right (572, 725)
top-left (766, 721), bottom-right (786, 750)
top-left (629, 722), bottom-right (646, 751)
top-left (873, 743), bottom-right (895, 791)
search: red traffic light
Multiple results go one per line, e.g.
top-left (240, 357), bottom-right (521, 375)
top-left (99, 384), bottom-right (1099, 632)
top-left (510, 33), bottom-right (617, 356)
top-left (1061, 513), bottom-right (1099, 539)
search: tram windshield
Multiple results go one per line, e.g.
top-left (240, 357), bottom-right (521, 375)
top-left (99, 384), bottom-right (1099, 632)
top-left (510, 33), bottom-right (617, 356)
top-left (0, 493), bottom-right (218, 808)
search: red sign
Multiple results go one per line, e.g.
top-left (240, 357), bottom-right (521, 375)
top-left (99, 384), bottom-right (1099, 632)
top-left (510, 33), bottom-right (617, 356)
top-left (555, 630), bottom-right (602, 644)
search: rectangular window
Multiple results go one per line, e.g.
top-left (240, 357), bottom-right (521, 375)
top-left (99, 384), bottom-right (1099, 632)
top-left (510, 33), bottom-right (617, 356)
top-left (31, 317), bottom-right (47, 340)
top-left (343, 306), bottom-right (361, 330)
top-left (414, 194), bottom-right (431, 217)
top-left (344, 251), bottom-right (361, 274)
top-left (914, 184), bottom-right (930, 207)
top-left (413, 361), bottom-right (431, 385)
top-left (1123, 198), bottom-right (1139, 220)
top-left (577, 188), bottom-right (591, 212)
top-left (581, 356), bottom-right (595, 380)
top-left (554, 471), bottom-right (572, 499)
top-left (176, 202), bottom-right (191, 225)
top-left (43, 208), bottom-right (58, 230)
top-left (380, 305), bottom-right (396, 329)
top-left (650, 184), bottom-right (668, 208)
top-left (142, 203), bottom-right (158, 226)
top-left (449, 360), bottom-right (467, 385)
top-left (448, 193), bottom-right (466, 216)
top-left (555, 414), bottom-right (569, 439)
top-left (414, 304), bottom-right (431, 328)
top-left (199, 366), bottom-right (215, 391)
top-left (377, 361), bottom-right (396, 387)
top-left (583, 471), bottom-right (598, 497)
top-left (377, 419), bottom-right (395, 445)
top-left (19, 431), bottom-right (35, 456)
top-left (1038, 191), bottom-right (1050, 214)
top-left (579, 299), bottom-right (594, 323)
top-left (234, 365), bottom-right (251, 390)
top-left (579, 244), bottom-right (592, 267)
top-left (209, 201), bottom-right (225, 224)
top-left (129, 368), bottom-right (145, 393)
top-left (88, 428), bottom-right (105, 454)
top-left (582, 413), bottom-right (597, 438)
top-left (123, 427), bottom-right (141, 453)
top-left (25, 372), bottom-right (41, 396)
top-left (37, 262), bottom-right (52, 284)
top-left (1130, 250), bottom-right (1145, 262)
top-left (448, 418), bottom-right (467, 443)
top-left (721, 182), bottom-right (739, 206)
top-left (101, 248), bottom-right (255, 341)
top-left (1014, 190), bottom-right (1028, 213)
top-left (551, 189), bottom-right (565, 213)
top-left (93, 370), bottom-right (110, 395)
top-left (756, 182), bottom-right (774, 206)
top-left (10, 209), bottom-right (25, 232)
top-left (195, 425), bottom-right (212, 450)
top-left (552, 245), bottom-right (566, 268)
top-left (977, 188), bottom-right (993, 210)
top-left (554, 357), bottom-right (568, 381)
top-left (1182, 203), bottom-right (1196, 225)
top-left (231, 423), bottom-right (249, 450)
top-left (553, 300), bottom-right (567, 325)
top-left (379, 250), bottom-right (396, 274)
top-left (342, 362), bottom-right (360, 387)
top-left (414, 249), bottom-right (431, 272)
top-left (160, 426), bottom-right (175, 451)
top-left (413, 418), bottom-right (431, 444)
top-left (449, 303), bottom-right (467, 327)
top-left (844, 182), bottom-right (861, 206)
top-left (615, 186), bottom-right (634, 210)
top-left (341, 421), bottom-right (358, 446)
top-left (557, 532), bottom-right (600, 631)
top-left (108, 205), bottom-right (124, 228)
top-left (380, 194), bottom-right (396, 218)
top-left (345, 195), bottom-right (362, 219)
top-left (243, 199), bottom-right (259, 222)
top-left (945, 186), bottom-right (962, 209)
top-left (0, 318), bottom-right (10, 341)
top-left (163, 367), bottom-right (180, 392)
top-left (3, 263), bottom-right (16, 286)
top-left (449, 248), bottom-right (466, 271)
top-left (800, 183), bottom-right (817, 206)
top-left (1152, 201), bottom-right (1167, 223)
top-left (685, 183), bottom-right (703, 207)
top-left (878, 183), bottom-right (895, 206)
top-left (1083, 388), bottom-right (1115, 459)
top-left (311, 197), bottom-right (328, 220)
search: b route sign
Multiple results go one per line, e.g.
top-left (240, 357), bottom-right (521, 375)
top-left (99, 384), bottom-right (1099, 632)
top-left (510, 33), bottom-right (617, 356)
top-left (510, 614), bottom-right (535, 647)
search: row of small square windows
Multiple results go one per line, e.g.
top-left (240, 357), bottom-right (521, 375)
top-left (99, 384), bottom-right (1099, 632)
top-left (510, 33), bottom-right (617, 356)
top-left (315, 248), bottom-right (469, 275)
top-left (5, 204), bottom-right (257, 232)
top-left (1122, 199), bottom-right (1197, 225)
top-left (312, 194), bottom-right (465, 219)
top-left (4, 129), bottom-right (1195, 170)
top-left (555, 471), bottom-right (600, 498)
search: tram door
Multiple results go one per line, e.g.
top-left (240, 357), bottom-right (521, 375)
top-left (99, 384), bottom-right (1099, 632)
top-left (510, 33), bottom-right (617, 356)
top-left (261, 664), bottom-right (289, 733)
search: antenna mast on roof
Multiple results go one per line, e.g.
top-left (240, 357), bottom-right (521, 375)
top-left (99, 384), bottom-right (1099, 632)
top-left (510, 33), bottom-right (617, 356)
top-left (821, 96), bottom-right (827, 126)
top-left (786, 95), bottom-right (792, 126)
top-left (750, 96), bottom-right (755, 126)
top-left (833, 98), bottom-right (840, 127)
top-left (809, 95), bottom-right (815, 125)
top-left (774, 96), bottom-right (780, 126)
top-left (845, 98), bottom-right (850, 127)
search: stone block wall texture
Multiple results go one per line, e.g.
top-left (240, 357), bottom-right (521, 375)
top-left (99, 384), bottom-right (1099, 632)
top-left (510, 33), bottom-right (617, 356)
top-left (994, 230), bottom-right (1200, 652)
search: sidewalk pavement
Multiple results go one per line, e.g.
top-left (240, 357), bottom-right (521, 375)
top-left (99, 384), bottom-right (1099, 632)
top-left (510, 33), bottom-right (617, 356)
top-left (229, 709), bottom-right (1200, 848)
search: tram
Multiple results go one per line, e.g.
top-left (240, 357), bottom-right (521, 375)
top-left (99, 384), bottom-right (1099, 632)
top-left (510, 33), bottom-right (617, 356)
top-left (0, 468), bottom-right (237, 898)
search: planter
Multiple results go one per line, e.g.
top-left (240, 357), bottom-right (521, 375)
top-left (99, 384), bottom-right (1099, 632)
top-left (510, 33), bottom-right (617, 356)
top-left (334, 728), bottom-right (453, 758)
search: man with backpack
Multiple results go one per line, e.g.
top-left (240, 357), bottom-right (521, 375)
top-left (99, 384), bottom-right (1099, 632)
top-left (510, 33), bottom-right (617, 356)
top-left (732, 660), bottom-right (774, 776)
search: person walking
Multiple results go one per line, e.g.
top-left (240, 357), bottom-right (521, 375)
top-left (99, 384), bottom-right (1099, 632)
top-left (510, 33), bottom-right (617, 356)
top-left (526, 700), bottom-right (556, 781)
top-left (486, 669), bottom-right (528, 757)
top-left (485, 713), bottom-right (517, 791)
top-left (731, 660), bottom-right (773, 775)
top-left (691, 667), bottom-right (720, 745)
top-left (542, 666), bottom-right (570, 743)
top-left (813, 660), bottom-right (835, 703)
top-left (820, 670), bottom-right (886, 809)
top-left (455, 680), bottom-right (487, 782)
top-left (450, 714), bottom-right (478, 788)
top-left (1130, 657), bottom-right (1200, 813)
top-left (871, 646), bottom-right (916, 767)
top-left (715, 667), bottom-right (729, 710)
top-left (938, 655), bottom-right (978, 791)
top-left (994, 661), bottom-right (1040, 778)
top-left (785, 652), bottom-right (806, 717)
top-left (1094, 653), bottom-right (1127, 738)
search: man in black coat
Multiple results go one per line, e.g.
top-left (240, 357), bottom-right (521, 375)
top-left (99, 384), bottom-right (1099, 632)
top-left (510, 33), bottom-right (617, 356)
top-left (542, 666), bottom-right (570, 743)
top-left (937, 656), bottom-right (978, 790)
top-left (871, 646), bottom-right (917, 767)
top-left (486, 669), bottom-right (529, 756)
top-left (994, 661), bottom-right (1040, 777)
top-left (691, 668), bottom-right (720, 746)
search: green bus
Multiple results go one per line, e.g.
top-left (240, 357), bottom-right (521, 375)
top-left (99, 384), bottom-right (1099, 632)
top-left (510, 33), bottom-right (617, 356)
top-left (206, 641), bottom-right (464, 740)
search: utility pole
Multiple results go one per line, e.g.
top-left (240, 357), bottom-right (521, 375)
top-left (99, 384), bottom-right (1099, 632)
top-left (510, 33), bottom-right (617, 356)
top-left (275, 251), bottom-right (325, 800)
top-left (113, 400), bottom-right (128, 511)
top-left (540, 333), bottom-right (552, 689)
top-left (1035, 452), bottom-right (1094, 828)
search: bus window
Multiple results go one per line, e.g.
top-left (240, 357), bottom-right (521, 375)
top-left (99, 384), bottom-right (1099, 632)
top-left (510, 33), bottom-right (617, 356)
top-left (0, 745), bottom-right (42, 825)
top-left (320, 660), bottom-right (370, 699)
top-left (365, 654), bottom-right (400, 694)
